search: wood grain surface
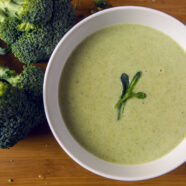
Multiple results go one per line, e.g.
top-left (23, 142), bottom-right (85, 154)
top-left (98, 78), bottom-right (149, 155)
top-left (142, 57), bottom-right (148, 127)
top-left (0, 0), bottom-right (186, 185)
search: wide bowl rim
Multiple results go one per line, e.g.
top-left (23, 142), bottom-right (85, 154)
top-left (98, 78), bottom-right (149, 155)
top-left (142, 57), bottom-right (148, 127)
top-left (44, 6), bottom-right (186, 181)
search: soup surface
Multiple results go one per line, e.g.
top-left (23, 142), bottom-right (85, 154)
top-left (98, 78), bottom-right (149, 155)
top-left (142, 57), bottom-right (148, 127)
top-left (59, 24), bottom-right (186, 164)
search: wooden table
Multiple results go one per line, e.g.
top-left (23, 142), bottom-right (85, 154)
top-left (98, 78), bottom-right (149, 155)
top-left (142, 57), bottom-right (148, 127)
top-left (0, 0), bottom-right (185, 185)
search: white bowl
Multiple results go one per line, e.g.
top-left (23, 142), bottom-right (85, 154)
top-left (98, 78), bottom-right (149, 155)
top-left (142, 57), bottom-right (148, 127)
top-left (44, 6), bottom-right (186, 181)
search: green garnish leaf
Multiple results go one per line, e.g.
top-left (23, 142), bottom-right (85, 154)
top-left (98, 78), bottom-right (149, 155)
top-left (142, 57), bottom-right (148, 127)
top-left (115, 71), bottom-right (147, 120)
top-left (128, 71), bottom-right (142, 92)
top-left (133, 92), bottom-right (147, 99)
top-left (120, 73), bottom-right (129, 96)
top-left (117, 101), bottom-right (126, 120)
top-left (117, 73), bottom-right (129, 120)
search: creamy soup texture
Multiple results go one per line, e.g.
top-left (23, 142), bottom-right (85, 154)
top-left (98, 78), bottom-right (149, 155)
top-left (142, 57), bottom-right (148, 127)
top-left (59, 24), bottom-right (186, 164)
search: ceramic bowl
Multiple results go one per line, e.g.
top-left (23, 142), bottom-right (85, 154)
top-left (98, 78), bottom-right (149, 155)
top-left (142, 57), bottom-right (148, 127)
top-left (44, 6), bottom-right (186, 181)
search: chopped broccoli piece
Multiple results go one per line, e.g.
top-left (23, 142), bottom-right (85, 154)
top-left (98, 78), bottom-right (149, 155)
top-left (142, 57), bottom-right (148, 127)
top-left (0, 65), bottom-right (44, 101)
top-left (17, 65), bottom-right (44, 101)
top-left (0, 0), bottom-right (53, 24)
top-left (46, 0), bottom-right (77, 57)
top-left (0, 65), bottom-right (45, 148)
top-left (0, 0), bottom-right (77, 64)
top-left (0, 8), bottom-right (21, 44)
top-left (11, 0), bottom-right (77, 64)
top-left (11, 25), bottom-right (53, 64)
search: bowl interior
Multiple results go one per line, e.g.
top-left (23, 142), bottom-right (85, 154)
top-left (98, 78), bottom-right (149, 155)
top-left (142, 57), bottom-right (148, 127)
top-left (44, 6), bottom-right (186, 181)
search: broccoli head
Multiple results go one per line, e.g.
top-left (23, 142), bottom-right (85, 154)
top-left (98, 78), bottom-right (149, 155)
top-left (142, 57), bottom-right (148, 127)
top-left (0, 65), bottom-right (45, 148)
top-left (0, 80), bottom-right (43, 148)
top-left (49, 0), bottom-right (77, 54)
top-left (0, 0), bottom-right (53, 24)
top-left (17, 65), bottom-right (44, 101)
top-left (11, 24), bottom-right (53, 64)
top-left (0, 65), bottom-right (44, 101)
top-left (0, 8), bottom-right (21, 44)
top-left (0, 0), bottom-right (77, 64)
top-left (11, 0), bottom-right (77, 64)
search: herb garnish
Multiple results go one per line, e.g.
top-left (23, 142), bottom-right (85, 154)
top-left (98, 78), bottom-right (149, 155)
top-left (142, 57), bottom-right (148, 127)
top-left (115, 71), bottom-right (147, 120)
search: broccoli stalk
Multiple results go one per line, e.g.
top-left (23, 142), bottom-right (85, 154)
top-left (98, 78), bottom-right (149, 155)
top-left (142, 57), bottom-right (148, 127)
top-left (0, 65), bottom-right (45, 149)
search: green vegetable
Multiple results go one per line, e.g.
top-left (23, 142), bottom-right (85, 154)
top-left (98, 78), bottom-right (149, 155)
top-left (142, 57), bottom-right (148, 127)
top-left (17, 22), bottom-right (36, 32)
top-left (127, 71), bottom-right (142, 94)
top-left (0, 0), bottom-right (77, 64)
top-left (11, 24), bottom-right (53, 63)
top-left (0, 8), bottom-right (6, 22)
top-left (132, 92), bottom-right (147, 99)
top-left (94, 0), bottom-right (108, 8)
top-left (0, 65), bottom-right (45, 148)
top-left (0, 9), bottom-right (21, 44)
top-left (115, 71), bottom-right (147, 120)
top-left (120, 73), bottom-right (129, 96)
top-left (117, 73), bottom-right (129, 120)
top-left (0, 0), bottom-right (53, 24)
top-left (0, 65), bottom-right (44, 101)
top-left (51, 0), bottom-right (77, 47)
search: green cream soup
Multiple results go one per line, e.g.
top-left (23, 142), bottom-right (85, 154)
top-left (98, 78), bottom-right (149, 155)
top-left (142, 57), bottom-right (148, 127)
top-left (59, 24), bottom-right (186, 164)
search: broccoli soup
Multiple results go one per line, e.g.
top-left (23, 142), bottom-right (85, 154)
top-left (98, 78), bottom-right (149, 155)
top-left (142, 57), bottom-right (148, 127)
top-left (59, 24), bottom-right (186, 164)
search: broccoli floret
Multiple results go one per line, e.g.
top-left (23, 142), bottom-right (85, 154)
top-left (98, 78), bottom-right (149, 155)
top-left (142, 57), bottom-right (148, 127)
top-left (52, 0), bottom-right (77, 34)
top-left (0, 65), bottom-right (44, 101)
top-left (0, 80), bottom-right (44, 148)
top-left (45, 0), bottom-right (77, 57)
top-left (11, 25), bottom-right (53, 64)
top-left (0, 65), bottom-right (45, 148)
top-left (0, 8), bottom-right (6, 22)
top-left (0, 9), bottom-right (21, 44)
top-left (11, 0), bottom-right (77, 64)
top-left (0, 0), bottom-right (53, 24)
top-left (16, 65), bottom-right (44, 101)
top-left (0, 0), bottom-right (77, 64)
top-left (52, 0), bottom-right (77, 43)
top-left (17, 22), bottom-right (36, 32)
